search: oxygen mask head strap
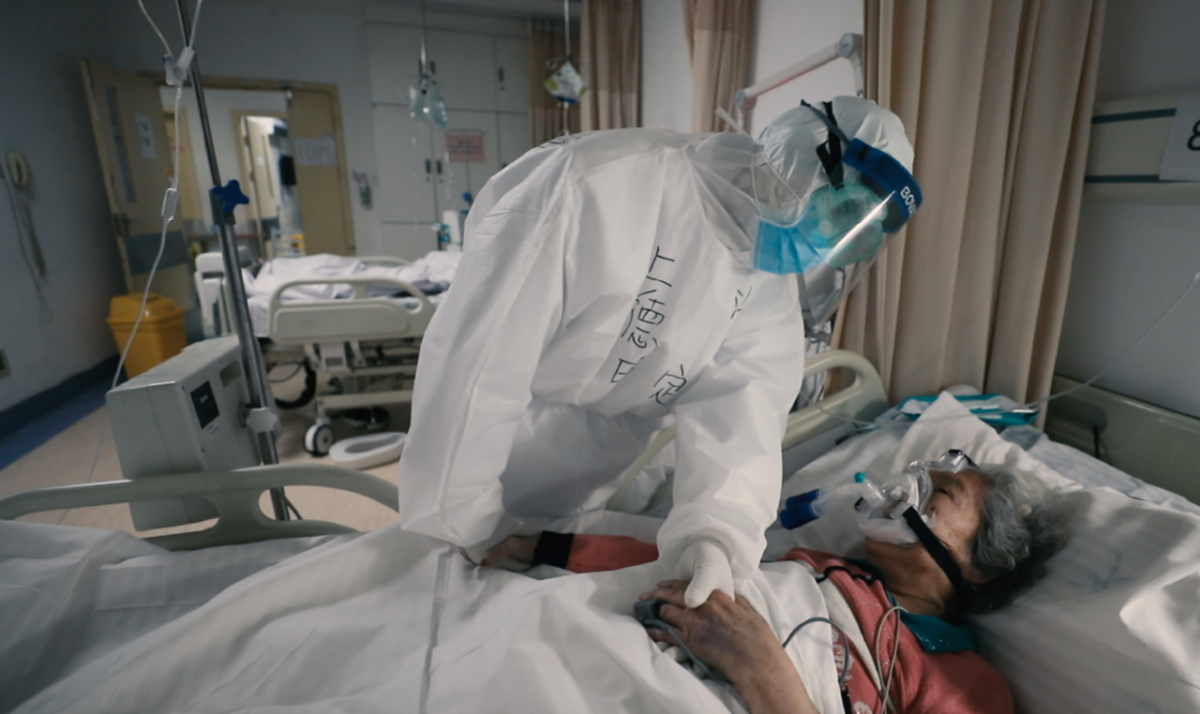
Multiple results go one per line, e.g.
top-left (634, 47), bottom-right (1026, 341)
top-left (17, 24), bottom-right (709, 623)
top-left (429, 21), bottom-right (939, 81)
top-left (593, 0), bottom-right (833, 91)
top-left (900, 449), bottom-right (980, 614)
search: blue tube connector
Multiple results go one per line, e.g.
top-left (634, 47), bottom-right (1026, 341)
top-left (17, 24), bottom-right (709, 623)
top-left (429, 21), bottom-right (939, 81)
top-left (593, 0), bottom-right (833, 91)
top-left (780, 489), bottom-right (824, 530)
top-left (779, 475), bottom-right (870, 530)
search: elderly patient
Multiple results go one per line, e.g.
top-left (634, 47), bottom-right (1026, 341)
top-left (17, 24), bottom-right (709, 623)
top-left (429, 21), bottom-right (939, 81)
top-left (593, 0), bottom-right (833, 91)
top-left (480, 456), bottom-right (1070, 714)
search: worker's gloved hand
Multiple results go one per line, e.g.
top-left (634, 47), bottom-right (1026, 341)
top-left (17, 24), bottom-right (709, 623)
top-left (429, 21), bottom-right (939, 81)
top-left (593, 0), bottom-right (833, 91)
top-left (674, 538), bottom-right (734, 609)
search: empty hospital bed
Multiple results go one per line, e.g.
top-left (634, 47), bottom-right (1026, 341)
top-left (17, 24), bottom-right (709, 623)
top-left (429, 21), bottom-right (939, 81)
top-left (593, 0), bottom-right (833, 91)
top-left (197, 252), bottom-right (458, 456)
top-left (1, 350), bottom-right (1197, 713)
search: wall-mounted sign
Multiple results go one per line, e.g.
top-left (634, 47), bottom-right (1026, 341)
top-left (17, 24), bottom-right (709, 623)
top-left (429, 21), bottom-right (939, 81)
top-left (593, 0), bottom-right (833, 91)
top-left (295, 132), bottom-right (338, 167)
top-left (1159, 91), bottom-right (1200, 182)
top-left (446, 132), bottom-right (485, 163)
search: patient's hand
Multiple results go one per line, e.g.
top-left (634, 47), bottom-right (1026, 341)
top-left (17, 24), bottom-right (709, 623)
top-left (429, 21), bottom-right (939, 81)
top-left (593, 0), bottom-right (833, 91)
top-left (638, 581), bottom-right (819, 714)
top-left (474, 535), bottom-right (539, 568)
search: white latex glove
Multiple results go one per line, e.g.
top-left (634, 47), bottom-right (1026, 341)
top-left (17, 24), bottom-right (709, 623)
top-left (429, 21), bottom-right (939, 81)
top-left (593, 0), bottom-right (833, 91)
top-left (675, 538), bottom-right (734, 609)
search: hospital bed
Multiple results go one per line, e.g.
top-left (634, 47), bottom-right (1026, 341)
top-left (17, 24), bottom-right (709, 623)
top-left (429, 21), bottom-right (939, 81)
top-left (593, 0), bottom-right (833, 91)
top-left (201, 254), bottom-right (447, 456)
top-left (1, 350), bottom-right (1197, 713)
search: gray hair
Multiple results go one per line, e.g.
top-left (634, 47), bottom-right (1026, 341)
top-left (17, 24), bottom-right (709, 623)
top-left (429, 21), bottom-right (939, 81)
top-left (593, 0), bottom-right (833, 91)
top-left (963, 463), bottom-right (1072, 614)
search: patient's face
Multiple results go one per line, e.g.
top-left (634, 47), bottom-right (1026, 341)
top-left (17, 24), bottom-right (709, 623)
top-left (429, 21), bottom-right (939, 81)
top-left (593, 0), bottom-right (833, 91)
top-left (923, 468), bottom-right (987, 576)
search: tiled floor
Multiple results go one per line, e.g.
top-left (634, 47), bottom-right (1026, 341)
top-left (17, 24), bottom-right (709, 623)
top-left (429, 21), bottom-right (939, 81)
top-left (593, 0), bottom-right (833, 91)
top-left (0, 381), bottom-right (409, 538)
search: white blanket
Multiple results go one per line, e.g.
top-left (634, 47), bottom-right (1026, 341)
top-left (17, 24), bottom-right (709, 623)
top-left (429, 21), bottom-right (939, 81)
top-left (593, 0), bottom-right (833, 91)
top-left (2, 519), bottom-right (843, 714)
top-left (247, 252), bottom-right (462, 301)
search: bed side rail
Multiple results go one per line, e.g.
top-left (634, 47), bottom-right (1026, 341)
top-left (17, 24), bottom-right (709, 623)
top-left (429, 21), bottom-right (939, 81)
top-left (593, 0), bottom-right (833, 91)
top-left (606, 349), bottom-right (888, 513)
top-left (267, 275), bottom-right (436, 344)
top-left (0, 464), bottom-right (398, 551)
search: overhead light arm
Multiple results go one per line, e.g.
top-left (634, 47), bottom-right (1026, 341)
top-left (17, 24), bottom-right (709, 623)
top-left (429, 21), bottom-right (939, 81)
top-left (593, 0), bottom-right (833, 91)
top-left (735, 33), bottom-right (864, 113)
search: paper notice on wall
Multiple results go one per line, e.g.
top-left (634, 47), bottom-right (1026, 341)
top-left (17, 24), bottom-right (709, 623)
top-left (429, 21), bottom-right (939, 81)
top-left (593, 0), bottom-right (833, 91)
top-left (446, 132), bottom-right (485, 163)
top-left (295, 133), bottom-right (338, 167)
top-left (1159, 91), bottom-right (1200, 181)
top-left (134, 113), bottom-right (156, 160)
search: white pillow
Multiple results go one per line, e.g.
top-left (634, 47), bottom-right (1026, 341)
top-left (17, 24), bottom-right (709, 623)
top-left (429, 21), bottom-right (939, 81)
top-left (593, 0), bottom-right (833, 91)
top-left (973, 487), bottom-right (1200, 713)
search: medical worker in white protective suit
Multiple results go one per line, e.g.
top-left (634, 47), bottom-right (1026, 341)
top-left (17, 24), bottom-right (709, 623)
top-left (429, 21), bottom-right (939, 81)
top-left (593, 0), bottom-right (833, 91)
top-left (398, 96), bottom-right (921, 607)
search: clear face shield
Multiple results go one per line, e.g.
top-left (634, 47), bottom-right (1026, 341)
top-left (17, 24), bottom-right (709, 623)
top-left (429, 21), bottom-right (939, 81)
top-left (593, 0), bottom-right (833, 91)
top-left (751, 100), bottom-right (923, 330)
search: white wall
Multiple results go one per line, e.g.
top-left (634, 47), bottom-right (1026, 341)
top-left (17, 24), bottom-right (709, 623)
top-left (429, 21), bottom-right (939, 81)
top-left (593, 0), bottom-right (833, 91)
top-left (1055, 0), bottom-right (1200, 418)
top-left (642, 0), bottom-right (692, 133)
top-left (641, 0), bottom-right (862, 135)
top-left (748, 0), bottom-right (862, 132)
top-left (0, 0), bottom-right (126, 412)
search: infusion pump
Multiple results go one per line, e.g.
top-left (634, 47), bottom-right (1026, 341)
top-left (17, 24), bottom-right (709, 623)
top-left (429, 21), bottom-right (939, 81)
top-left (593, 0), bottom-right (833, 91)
top-left (107, 337), bottom-right (264, 530)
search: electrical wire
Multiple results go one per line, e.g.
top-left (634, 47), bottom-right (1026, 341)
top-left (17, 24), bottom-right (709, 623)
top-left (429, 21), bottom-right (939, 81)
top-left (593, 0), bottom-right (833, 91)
top-left (186, 0), bottom-right (207, 49)
top-left (781, 616), bottom-right (852, 687)
top-left (871, 605), bottom-right (905, 714)
top-left (285, 495), bottom-right (303, 520)
top-left (268, 361), bottom-right (306, 383)
top-left (644, 616), bottom-right (733, 687)
top-left (81, 85), bottom-right (185, 488)
top-left (137, 0), bottom-right (172, 57)
top-left (1, 161), bottom-right (52, 323)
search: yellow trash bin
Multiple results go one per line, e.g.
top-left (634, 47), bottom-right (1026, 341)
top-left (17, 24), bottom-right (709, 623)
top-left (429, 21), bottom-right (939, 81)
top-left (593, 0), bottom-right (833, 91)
top-left (107, 293), bottom-right (188, 378)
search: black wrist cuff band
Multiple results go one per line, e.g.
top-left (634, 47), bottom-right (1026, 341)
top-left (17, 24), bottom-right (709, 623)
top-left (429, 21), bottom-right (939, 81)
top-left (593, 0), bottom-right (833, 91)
top-left (532, 531), bottom-right (574, 569)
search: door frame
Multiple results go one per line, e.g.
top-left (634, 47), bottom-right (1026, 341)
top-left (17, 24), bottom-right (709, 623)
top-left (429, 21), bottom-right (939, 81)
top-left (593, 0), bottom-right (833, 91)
top-left (145, 74), bottom-right (355, 254)
top-left (231, 109), bottom-right (288, 247)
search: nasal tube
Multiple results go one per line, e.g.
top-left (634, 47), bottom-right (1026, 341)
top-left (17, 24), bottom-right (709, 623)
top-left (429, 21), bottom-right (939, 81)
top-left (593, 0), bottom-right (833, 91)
top-left (780, 473), bottom-right (881, 529)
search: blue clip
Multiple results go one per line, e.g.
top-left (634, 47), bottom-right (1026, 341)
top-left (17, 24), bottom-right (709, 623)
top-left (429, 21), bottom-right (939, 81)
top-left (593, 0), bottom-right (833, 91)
top-left (211, 180), bottom-right (250, 215)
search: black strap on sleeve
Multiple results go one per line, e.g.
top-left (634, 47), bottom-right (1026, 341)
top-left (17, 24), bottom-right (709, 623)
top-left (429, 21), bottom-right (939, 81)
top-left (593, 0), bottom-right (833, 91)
top-left (902, 507), bottom-right (977, 611)
top-left (532, 531), bottom-right (575, 569)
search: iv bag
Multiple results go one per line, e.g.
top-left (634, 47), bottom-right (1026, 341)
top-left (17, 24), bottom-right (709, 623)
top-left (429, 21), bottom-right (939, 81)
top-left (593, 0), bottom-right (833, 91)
top-left (544, 61), bottom-right (588, 105)
top-left (409, 76), bottom-right (450, 130)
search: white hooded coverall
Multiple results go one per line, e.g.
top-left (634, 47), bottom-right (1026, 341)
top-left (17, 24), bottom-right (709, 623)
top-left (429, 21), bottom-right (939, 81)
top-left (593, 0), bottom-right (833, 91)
top-left (397, 128), bottom-right (807, 589)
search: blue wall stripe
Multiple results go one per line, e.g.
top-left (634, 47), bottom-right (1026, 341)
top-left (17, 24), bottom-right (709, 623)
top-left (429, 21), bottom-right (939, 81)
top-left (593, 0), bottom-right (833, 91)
top-left (1084, 175), bottom-right (1183, 183)
top-left (0, 356), bottom-right (119, 472)
top-left (1092, 108), bottom-right (1177, 124)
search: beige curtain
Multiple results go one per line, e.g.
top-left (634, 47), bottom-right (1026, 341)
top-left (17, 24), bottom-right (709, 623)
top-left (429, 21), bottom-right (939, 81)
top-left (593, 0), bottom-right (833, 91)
top-left (683, 0), bottom-right (755, 133)
top-left (834, 0), bottom-right (1106, 413)
top-left (580, 0), bottom-right (641, 131)
top-left (529, 18), bottom-right (581, 145)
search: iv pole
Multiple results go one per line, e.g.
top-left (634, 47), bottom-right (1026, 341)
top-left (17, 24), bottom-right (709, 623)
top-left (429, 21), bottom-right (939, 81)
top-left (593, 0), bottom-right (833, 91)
top-left (173, 0), bottom-right (289, 521)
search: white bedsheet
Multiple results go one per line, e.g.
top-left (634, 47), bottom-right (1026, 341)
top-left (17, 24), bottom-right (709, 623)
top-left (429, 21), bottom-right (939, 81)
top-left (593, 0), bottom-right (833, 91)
top-left (1, 518), bottom-right (842, 714)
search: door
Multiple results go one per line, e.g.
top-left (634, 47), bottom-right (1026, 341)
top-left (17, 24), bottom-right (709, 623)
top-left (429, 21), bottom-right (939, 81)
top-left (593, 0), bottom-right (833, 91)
top-left (236, 114), bottom-right (285, 228)
top-left (288, 88), bottom-right (355, 256)
top-left (80, 59), bottom-right (195, 309)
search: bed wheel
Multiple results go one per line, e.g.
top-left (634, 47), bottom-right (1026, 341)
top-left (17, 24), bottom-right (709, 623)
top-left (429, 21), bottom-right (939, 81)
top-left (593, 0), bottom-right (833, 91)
top-left (304, 423), bottom-right (335, 457)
